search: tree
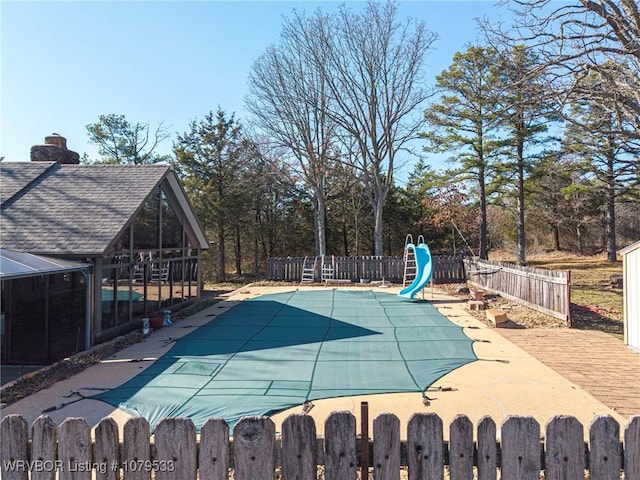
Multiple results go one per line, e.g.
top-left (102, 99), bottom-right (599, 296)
top-left (495, 45), bottom-right (553, 264)
top-left (487, 0), bottom-right (640, 137)
top-left (246, 13), bottom-right (345, 257)
top-left (526, 153), bottom-right (600, 253)
top-left (563, 72), bottom-right (640, 261)
top-left (173, 110), bottom-right (250, 282)
top-left (418, 183), bottom-right (478, 256)
top-left (302, 1), bottom-right (437, 256)
top-left (421, 46), bottom-right (505, 259)
top-left (86, 114), bottom-right (170, 164)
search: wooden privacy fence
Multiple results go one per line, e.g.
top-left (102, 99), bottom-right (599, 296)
top-left (2, 412), bottom-right (639, 479)
top-left (266, 255), bottom-right (465, 284)
top-left (464, 258), bottom-right (572, 324)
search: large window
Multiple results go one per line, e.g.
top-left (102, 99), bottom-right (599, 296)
top-left (102, 184), bottom-right (199, 335)
top-left (1, 272), bottom-right (86, 364)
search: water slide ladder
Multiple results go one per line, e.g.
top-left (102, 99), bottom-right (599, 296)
top-left (402, 234), bottom-right (424, 287)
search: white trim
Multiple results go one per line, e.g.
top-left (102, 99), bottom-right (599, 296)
top-left (163, 171), bottom-right (209, 249)
top-left (618, 240), bottom-right (640, 256)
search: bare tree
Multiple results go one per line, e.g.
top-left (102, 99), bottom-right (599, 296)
top-left (311, 1), bottom-right (437, 256)
top-left (485, 0), bottom-right (640, 137)
top-left (246, 10), bottom-right (346, 257)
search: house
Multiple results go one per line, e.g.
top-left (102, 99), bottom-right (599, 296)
top-left (619, 240), bottom-right (640, 353)
top-left (0, 134), bottom-right (208, 365)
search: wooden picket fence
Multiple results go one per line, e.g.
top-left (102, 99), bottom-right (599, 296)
top-left (265, 255), bottom-right (465, 284)
top-left (463, 258), bottom-right (572, 324)
top-left (2, 412), bottom-right (639, 479)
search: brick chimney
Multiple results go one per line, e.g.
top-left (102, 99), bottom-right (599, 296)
top-left (30, 133), bottom-right (80, 164)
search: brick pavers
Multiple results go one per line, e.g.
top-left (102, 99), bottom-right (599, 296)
top-left (497, 328), bottom-right (640, 418)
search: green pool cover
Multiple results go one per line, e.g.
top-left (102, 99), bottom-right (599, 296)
top-left (94, 290), bottom-right (477, 430)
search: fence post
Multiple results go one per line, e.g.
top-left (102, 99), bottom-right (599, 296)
top-left (154, 418), bottom-right (197, 480)
top-left (0, 414), bottom-right (29, 480)
top-left (625, 416), bottom-right (640, 480)
top-left (199, 418), bottom-right (229, 480)
top-left (589, 415), bottom-right (621, 480)
top-left (324, 411), bottom-right (356, 480)
top-left (476, 416), bottom-right (497, 480)
top-left (500, 416), bottom-right (540, 480)
top-left (373, 413), bottom-right (400, 480)
top-left (58, 418), bottom-right (91, 480)
top-left (94, 418), bottom-right (119, 480)
top-left (407, 413), bottom-right (444, 480)
top-left (122, 417), bottom-right (151, 480)
top-left (545, 415), bottom-right (584, 479)
top-left (281, 414), bottom-right (316, 480)
top-left (449, 414), bottom-right (473, 480)
top-left (360, 402), bottom-right (370, 474)
top-left (31, 415), bottom-right (57, 480)
top-left (233, 416), bottom-right (275, 480)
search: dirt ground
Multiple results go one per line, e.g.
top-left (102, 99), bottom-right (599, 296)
top-left (440, 251), bottom-right (625, 336)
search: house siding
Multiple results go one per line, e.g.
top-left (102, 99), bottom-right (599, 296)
top-left (620, 241), bottom-right (640, 352)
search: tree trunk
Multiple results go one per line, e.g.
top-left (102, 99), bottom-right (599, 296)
top-left (577, 225), bottom-right (584, 255)
top-left (315, 191), bottom-right (327, 256)
top-left (478, 165), bottom-right (488, 260)
top-left (235, 222), bottom-right (242, 276)
top-left (254, 207), bottom-right (260, 275)
top-left (373, 190), bottom-right (387, 257)
top-left (605, 136), bottom-right (617, 262)
top-left (552, 221), bottom-right (561, 251)
top-left (342, 219), bottom-right (349, 256)
top-left (517, 141), bottom-right (526, 265)
top-left (217, 221), bottom-right (226, 283)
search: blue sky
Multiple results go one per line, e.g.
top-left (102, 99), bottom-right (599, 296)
top-left (1, 1), bottom-right (510, 172)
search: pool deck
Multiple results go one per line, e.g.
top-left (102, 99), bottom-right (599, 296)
top-left (496, 328), bottom-right (640, 419)
top-left (1, 285), bottom-right (638, 438)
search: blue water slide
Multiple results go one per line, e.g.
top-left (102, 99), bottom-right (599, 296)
top-left (398, 243), bottom-right (433, 299)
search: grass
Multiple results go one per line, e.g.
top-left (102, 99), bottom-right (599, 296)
top-left (492, 251), bottom-right (625, 338)
top-left (528, 253), bottom-right (623, 312)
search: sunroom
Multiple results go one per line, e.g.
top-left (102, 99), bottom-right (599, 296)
top-left (1, 150), bottom-right (208, 365)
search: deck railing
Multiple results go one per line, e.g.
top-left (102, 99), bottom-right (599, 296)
top-left (1, 413), bottom-right (639, 479)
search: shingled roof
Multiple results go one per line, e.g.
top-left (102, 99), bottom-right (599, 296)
top-left (0, 161), bottom-right (56, 204)
top-left (0, 162), bottom-right (200, 256)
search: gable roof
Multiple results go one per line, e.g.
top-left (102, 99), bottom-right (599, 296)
top-left (0, 161), bottom-right (57, 204)
top-left (619, 240), bottom-right (640, 256)
top-left (1, 162), bottom-right (208, 256)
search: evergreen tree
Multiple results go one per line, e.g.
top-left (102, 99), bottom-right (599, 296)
top-left (495, 45), bottom-right (554, 264)
top-left (86, 114), bottom-right (169, 164)
top-left (173, 109), bottom-right (250, 281)
top-left (563, 68), bottom-right (640, 261)
top-left (421, 46), bottom-right (504, 259)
